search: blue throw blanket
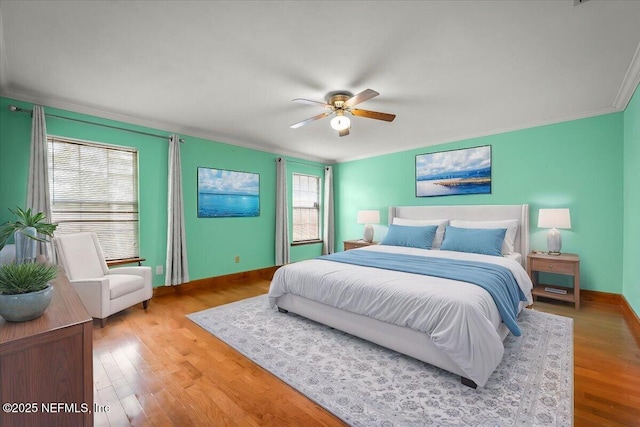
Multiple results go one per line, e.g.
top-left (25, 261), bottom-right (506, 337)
top-left (318, 250), bottom-right (527, 336)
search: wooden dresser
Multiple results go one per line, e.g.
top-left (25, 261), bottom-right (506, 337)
top-left (0, 271), bottom-right (94, 426)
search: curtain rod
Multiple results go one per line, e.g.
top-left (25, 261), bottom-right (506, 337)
top-left (276, 157), bottom-right (326, 170)
top-left (8, 105), bottom-right (185, 143)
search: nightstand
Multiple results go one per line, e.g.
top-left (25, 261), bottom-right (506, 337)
top-left (527, 252), bottom-right (580, 309)
top-left (343, 240), bottom-right (377, 251)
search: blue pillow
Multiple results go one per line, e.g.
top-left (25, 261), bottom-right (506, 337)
top-left (380, 224), bottom-right (438, 249)
top-left (440, 226), bottom-right (507, 257)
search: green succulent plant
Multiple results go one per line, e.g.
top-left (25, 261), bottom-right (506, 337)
top-left (0, 262), bottom-right (58, 295)
top-left (0, 207), bottom-right (58, 250)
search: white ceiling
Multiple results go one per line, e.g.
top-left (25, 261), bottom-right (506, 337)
top-left (1, 1), bottom-right (639, 164)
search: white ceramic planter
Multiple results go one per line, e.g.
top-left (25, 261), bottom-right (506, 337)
top-left (0, 283), bottom-right (54, 322)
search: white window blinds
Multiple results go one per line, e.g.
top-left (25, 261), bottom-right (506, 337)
top-left (47, 136), bottom-right (139, 260)
top-left (292, 173), bottom-right (320, 242)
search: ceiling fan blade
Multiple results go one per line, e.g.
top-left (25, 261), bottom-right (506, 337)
top-left (349, 108), bottom-right (396, 122)
top-left (292, 98), bottom-right (332, 108)
top-left (290, 112), bottom-right (332, 129)
top-left (339, 128), bottom-right (350, 137)
top-left (344, 89), bottom-right (379, 107)
top-left (350, 108), bottom-right (396, 122)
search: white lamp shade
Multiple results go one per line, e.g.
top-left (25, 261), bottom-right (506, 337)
top-left (537, 208), bottom-right (571, 229)
top-left (357, 210), bottom-right (380, 225)
top-left (330, 115), bottom-right (350, 131)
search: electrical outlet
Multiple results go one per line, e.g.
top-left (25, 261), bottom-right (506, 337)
top-left (155, 265), bottom-right (163, 275)
top-left (234, 256), bottom-right (240, 263)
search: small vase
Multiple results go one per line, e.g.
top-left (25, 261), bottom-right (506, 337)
top-left (0, 283), bottom-right (54, 322)
top-left (15, 227), bottom-right (37, 264)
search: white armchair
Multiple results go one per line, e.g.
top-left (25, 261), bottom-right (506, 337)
top-left (54, 232), bottom-right (152, 327)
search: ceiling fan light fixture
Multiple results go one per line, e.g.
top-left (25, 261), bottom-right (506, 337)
top-left (330, 112), bottom-right (350, 131)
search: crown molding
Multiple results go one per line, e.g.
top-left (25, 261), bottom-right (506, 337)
top-left (0, 88), bottom-right (329, 164)
top-left (333, 106), bottom-right (618, 164)
top-left (3, 86), bottom-right (621, 166)
top-left (614, 41), bottom-right (640, 110)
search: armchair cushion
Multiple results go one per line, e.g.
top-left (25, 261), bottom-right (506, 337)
top-left (109, 274), bottom-right (145, 300)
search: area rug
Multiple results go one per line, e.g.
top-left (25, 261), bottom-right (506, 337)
top-left (187, 295), bottom-right (573, 426)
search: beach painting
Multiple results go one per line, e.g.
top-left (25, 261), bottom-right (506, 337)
top-left (197, 167), bottom-right (260, 217)
top-left (415, 145), bottom-right (491, 197)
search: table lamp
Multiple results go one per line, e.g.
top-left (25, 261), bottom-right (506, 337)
top-left (357, 210), bottom-right (380, 243)
top-left (537, 208), bottom-right (571, 255)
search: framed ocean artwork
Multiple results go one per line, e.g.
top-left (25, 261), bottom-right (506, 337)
top-left (415, 145), bottom-right (492, 197)
top-left (197, 167), bottom-right (260, 217)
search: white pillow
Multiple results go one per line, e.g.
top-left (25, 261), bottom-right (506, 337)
top-left (392, 218), bottom-right (449, 249)
top-left (449, 219), bottom-right (518, 255)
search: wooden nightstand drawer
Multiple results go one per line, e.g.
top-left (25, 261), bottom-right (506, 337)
top-left (343, 240), bottom-right (376, 251)
top-left (529, 257), bottom-right (575, 275)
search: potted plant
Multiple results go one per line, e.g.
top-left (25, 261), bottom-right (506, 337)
top-left (0, 261), bottom-right (58, 322)
top-left (0, 207), bottom-right (58, 322)
top-left (0, 207), bottom-right (58, 263)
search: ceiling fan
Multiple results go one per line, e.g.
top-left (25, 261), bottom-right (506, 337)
top-left (290, 89), bottom-right (396, 137)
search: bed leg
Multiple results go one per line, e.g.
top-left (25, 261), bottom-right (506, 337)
top-left (277, 307), bottom-right (288, 314)
top-left (461, 377), bottom-right (477, 389)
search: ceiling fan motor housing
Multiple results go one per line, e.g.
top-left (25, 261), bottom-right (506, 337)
top-left (328, 93), bottom-right (351, 110)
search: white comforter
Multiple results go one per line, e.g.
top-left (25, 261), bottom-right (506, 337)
top-left (268, 245), bottom-right (533, 386)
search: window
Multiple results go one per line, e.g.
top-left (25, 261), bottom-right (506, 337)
top-left (48, 136), bottom-right (139, 260)
top-left (292, 173), bottom-right (320, 242)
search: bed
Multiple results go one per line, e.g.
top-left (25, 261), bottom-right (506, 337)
top-left (268, 204), bottom-right (533, 388)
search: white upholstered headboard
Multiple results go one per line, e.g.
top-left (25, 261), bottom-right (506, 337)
top-left (388, 204), bottom-right (529, 267)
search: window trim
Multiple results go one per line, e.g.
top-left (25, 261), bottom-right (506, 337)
top-left (291, 172), bottom-right (322, 243)
top-left (290, 239), bottom-right (323, 247)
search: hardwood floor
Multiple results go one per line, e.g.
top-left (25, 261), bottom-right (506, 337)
top-left (532, 298), bottom-right (640, 427)
top-left (92, 278), bottom-right (640, 427)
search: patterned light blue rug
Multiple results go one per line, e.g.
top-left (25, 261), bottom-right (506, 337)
top-left (187, 295), bottom-right (573, 426)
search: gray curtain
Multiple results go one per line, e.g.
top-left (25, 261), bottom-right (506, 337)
top-left (275, 158), bottom-right (290, 265)
top-left (322, 166), bottom-right (335, 255)
top-left (26, 105), bottom-right (54, 262)
top-left (165, 135), bottom-right (189, 285)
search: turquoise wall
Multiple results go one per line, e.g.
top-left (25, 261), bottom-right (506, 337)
top-left (0, 97), bottom-right (324, 286)
top-left (334, 113), bottom-right (624, 294)
top-left (623, 84), bottom-right (640, 317)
